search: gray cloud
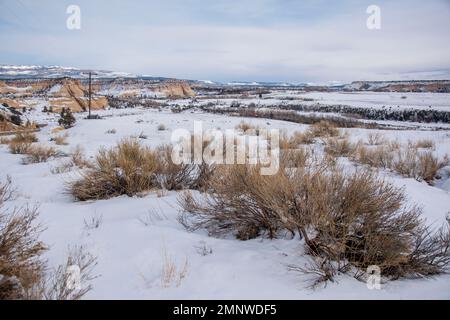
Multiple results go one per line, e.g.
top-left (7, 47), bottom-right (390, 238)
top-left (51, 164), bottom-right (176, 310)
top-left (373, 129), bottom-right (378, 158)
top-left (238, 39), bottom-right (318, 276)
top-left (0, 0), bottom-right (449, 82)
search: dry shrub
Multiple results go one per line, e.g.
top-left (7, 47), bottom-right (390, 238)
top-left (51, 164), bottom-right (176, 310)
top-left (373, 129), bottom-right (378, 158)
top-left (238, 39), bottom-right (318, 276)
top-left (279, 131), bottom-right (315, 150)
top-left (154, 145), bottom-right (196, 190)
top-left (8, 132), bottom-right (38, 154)
top-left (291, 130), bottom-right (315, 145)
top-left (51, 127), bottom-right (64, 134)
top-left (0, 176), bottom-right (15, 203)
top-left (287, 170), bottom-right (424, 280)
top-left (354, 143), bottom-right (448, 184)
top-left (179, 161), bottom-right (450, 282)
top-left (22, 145), bottom-right (62, 164)
top-left (235, 121), bottom-right (256, 132)
top-left (324, 137), bottom-right (357, 157)
top-left (179, 156), bottom-right (333, 239)
top-left (278, 133), bottom-right (293, 150)
top-left (8, 141), bottom-right (32, 154)
top-left (1, 178), bottom-right (97, 300)
top-left (412, 139), bottom-right (435, 150)
top-left (11, 132), bottom-right (38, 144)
top-left (0, 136), bottom-right (11, 145)
top-left (157, 124), bottom-right (166, 131)
top-left (393, 149), bottom-right (448, 183)
top-left (309, 121), bottom-right (339, 138)
top-left (50, 147), bottom-right (92, 174)
top-left (191, 162), bottom-right (216, 191)
top-left (160, 248), bottom-right (189, 288)
top-left (367, 132), bottom-right (386, 146)
top-left (387, 140), bottom-right (401, 151)
top-left (70, 146), bottom-right (92, 169)
top-left (41, 246), bottom-right (98, 300)
top-left (0, 206), bottom-right (46, 300)
top-left (179, 164), bottom-right (291, 239)
top-left (69, 138), bottom-right (216, 200)
top-left (50, 161), bottom-right (74, 175)
top-left (51, 133), bottom-right (69, 146)
top-left (280, 147), bottom-right (311, 168)
top-left (353, 145), bottom-right (394, 169)
top-left (69, 139), bottom-right (160, 200)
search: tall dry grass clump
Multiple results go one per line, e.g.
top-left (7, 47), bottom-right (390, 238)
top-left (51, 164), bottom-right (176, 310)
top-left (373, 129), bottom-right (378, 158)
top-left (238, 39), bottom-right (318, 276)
top-left (0, 207), bottom-right (46, 299)
top-left (160, 247), bottom-right (189, 288)
top-left (69, 139), bottom-right (160, 200)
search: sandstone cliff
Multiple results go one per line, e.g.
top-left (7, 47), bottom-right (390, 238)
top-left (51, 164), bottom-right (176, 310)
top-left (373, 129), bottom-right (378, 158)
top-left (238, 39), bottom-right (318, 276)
top-left (155, 80), bottom-right (196, 98)
top-left (48, 79), bottom-right (108, 112)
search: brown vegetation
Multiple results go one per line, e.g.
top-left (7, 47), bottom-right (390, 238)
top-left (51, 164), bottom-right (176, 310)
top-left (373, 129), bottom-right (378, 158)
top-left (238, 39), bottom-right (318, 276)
top-left (353, 143), bottom-right (448, 184)
top-left (22, 145), bottom-right (62, 164)
top-left (69, 139), bottom-right (160, 200)
top-left (0, 178), bottom-right (96, 299)
top-left (324, 137), bottom-right (357, 157)
top-left (179, 155), bottom-right (450, 282)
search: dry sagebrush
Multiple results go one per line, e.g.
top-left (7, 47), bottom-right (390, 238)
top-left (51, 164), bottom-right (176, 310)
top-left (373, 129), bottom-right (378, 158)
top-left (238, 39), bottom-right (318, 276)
top-left (179, 157), bottom-right (450, 282)
top-left (51, 133), bottom-right (69, 146)
top-left (69, 139), bottom-right (216, 200)
top-left (179, 155), bottom-right (335, 240)
top-left (22, 145), bottom-right (62, 164)
top-left (353, 143), bottom-right (448, 184)
top-left (154, 144), bottom-right (196, 191)
top-left (8, 141), bottom-right (32, 154)
top-left (11, 132), bottom-right (38, 144)
top-left (309, 120), bottom-right (339, 138)
top-left (0, 178), bottom-right (97, 300)
top-left (7, 132), bottom-right (39, 154)
top-left (324, 137), bottom-right (357, 158)
top-left (70, 139), bottom-right (160, 200)
top-left (0, 204), bottom-right (46, 299)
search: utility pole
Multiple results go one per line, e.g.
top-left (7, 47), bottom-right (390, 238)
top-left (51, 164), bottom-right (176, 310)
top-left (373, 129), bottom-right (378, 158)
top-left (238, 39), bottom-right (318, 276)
top-left (88, 71), bottom-right (92, 118)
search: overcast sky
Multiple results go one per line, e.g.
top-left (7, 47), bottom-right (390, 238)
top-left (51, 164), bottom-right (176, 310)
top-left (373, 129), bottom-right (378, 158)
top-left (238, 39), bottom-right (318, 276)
top-left (1, 0), bottom-right (450, 82)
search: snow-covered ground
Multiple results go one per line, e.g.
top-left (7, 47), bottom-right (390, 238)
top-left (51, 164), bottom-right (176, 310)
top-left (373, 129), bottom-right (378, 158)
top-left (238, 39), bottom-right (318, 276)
top-left (265, 91), bottom-right (450, 111)
top-left (195, 91), bottom-right (450, 111)
top-left (294, 92), bottom-right (450, 110)
top-left (1, 105), bottom-right (449, 299)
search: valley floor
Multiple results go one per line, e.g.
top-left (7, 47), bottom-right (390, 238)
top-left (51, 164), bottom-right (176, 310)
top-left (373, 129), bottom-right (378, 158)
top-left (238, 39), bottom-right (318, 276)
top-left (1, 106), bottom-right (449, 299)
